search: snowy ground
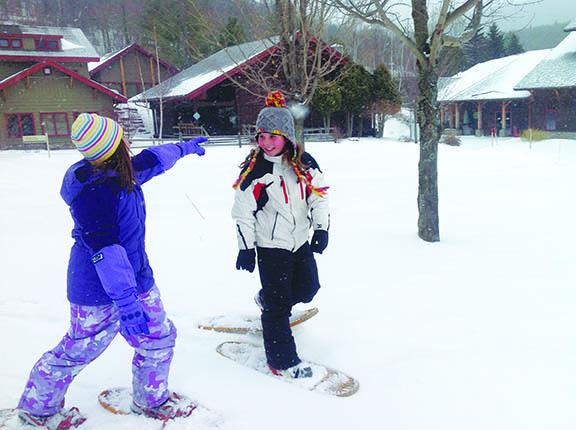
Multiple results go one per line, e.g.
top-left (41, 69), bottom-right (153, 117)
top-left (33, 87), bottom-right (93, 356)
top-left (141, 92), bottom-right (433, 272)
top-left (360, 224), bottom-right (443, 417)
top-left (1, 133), bottom-right (575, 430)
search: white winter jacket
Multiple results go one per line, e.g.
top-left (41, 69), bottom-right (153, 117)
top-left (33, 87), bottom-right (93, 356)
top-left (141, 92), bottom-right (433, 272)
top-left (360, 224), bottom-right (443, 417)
top-left (232, 151), bottom-right (330, 252)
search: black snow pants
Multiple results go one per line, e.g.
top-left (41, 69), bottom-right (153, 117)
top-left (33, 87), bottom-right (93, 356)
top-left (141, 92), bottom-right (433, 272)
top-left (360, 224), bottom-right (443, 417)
top-left (257, 242), bottom-right (321, 370)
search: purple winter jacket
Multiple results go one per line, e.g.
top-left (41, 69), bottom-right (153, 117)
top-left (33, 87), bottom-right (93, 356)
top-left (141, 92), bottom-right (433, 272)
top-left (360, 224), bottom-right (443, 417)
top-left (60, 142), bottom-right (198, 305)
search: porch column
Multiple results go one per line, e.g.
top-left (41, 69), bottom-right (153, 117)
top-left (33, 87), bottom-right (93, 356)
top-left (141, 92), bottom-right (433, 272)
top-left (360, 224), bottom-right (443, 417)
top-left (476, 102), bottom-right (483, 136)
top-left (440, 105), bottom-right (445, 127)
top-left (455, 103), bottom-right (460, 129)
top-left (500, 102), bottom-right (507, 136)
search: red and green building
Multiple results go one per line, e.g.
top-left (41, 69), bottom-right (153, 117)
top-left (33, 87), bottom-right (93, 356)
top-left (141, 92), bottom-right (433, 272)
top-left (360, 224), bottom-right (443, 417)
top-left (0, 23), bottom-right (127, 150)
top-left (88, 43), bottom-right (179, 99)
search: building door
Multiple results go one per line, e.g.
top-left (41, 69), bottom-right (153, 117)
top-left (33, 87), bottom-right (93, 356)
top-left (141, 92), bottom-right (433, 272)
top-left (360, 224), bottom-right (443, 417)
top-left (545, 109), bottom-right (557, 131)
top-left (495, 110), bottom-right (512, 134)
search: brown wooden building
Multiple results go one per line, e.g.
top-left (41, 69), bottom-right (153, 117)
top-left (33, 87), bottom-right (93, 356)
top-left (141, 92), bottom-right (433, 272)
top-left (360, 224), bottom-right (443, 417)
top-left (133, 38), bottom-right (346, 139)
top-left (0, 23), bottom-right (127, 150)
top-left (438, 21), bottom-right (576, 138)
top-left (89, 43), bottom-right (179, 99)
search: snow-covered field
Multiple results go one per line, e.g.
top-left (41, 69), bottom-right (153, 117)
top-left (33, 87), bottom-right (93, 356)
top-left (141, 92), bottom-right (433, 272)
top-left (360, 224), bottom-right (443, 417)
top-left (1, 134), bottom-right (575, 430)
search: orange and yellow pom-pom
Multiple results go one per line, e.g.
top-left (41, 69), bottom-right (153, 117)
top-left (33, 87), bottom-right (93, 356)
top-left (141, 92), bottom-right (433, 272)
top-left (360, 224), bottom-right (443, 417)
top-left (265, 91), bottom-right (286, 108)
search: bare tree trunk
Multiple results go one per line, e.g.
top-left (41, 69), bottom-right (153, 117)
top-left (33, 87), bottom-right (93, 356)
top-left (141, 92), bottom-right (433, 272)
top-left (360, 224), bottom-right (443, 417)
top-left (121, 2), bottom-right (130, 46)
top-left (294, 117), bottom-right (305, 146)
top-left (416, 63), bottom-right (440, 242)
top-left (377, 115), bottom-right (385, 138)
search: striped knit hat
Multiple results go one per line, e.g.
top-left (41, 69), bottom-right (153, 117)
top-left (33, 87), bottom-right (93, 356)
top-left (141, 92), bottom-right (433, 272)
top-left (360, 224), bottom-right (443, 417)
top-left (71, 113), bottom-right (124, 163)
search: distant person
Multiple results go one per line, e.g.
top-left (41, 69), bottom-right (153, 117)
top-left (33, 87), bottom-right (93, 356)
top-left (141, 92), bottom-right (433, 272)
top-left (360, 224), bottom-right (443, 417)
top-left (232, 91), bottom-right (330, 378)
top-left (15, 113), bottom-right (206, 428)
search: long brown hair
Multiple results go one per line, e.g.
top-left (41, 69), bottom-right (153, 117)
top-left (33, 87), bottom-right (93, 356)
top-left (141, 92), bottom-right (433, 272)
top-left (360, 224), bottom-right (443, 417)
top-left (94, 137), bottom-right (135, 192)
top-left (233, 139), bottom-right (329, 199)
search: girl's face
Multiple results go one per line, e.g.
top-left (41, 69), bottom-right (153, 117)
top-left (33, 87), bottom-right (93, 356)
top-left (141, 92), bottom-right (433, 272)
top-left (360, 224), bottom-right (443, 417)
top-left (257, 132), bottom-right (286, 156)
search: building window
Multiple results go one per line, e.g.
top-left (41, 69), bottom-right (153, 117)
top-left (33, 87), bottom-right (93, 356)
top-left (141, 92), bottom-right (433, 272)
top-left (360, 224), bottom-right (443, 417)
top-left (40, 112), bottom-right (69, 137)
top-left (6, 113), bottom-right (36, 138)
top-left (43, 66), bottom-right (52, 75)
top-left (0, 38), bottom-right (23, 49)
top-left (35, 38), bottom-right (60, 51)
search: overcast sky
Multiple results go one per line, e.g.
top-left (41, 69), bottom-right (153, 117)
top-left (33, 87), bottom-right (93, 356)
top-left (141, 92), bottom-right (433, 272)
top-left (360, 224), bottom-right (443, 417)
top-left (496, 0), bottom-right (574, 30)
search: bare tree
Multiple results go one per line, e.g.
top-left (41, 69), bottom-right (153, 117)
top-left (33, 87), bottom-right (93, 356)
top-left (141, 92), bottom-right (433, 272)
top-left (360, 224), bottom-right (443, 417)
top-left (327, 0), bottom-right (495, 242)
top-left (268, 0), bottom-right (348, 143)
top-left (190, 0), bottom-right (347, 145)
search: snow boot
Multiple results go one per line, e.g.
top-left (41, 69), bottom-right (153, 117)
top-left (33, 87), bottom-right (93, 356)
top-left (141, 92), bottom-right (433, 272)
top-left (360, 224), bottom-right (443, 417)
top-left (254, 290), bottom-right (266, 311)
top-left (130, 392), bottom-right (196, 421)
top-left (269, 361), bottom-right (314, 379)
top-left (17, 407), bottom-right (86, 429)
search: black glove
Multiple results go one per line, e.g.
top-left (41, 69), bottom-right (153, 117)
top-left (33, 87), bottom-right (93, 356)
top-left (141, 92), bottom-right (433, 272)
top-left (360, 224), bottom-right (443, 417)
top-left (310, 230), bottom-right (329, 254)
top-left (236, 249), bottom-right (256, 272)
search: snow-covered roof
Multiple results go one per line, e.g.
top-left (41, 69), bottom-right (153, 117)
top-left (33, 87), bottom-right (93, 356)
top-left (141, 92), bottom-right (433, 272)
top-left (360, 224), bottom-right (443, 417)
top-left (88, 45), bottom-right (132, 72)
top-left (438, 50), bottom-right (550, 103)
top-left (0, 23), bottom-right (99, 61)
top-left (515, 32), bottom-right (576, 90)
top-left (132, 38), bottom-right (278, 102)
top-left (565, 18), bottom-right (576, 32)
top-left (0, 60), bottom-right (126, 102)
top-left (88, 43), bottom-right (178, 75)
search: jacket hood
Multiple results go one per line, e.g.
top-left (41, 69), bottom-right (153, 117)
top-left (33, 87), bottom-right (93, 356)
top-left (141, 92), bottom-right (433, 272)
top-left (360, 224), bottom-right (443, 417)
top-left (60, 159), bottom-right (98, 205)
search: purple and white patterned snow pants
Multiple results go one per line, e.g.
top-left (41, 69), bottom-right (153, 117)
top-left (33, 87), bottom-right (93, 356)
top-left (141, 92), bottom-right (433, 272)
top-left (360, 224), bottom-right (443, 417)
top-left (18, 286), bottom-right (177, 417)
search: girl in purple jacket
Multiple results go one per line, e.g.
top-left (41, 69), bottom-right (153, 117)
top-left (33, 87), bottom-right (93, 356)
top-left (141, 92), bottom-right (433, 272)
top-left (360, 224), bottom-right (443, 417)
top-left (15, 113), bottom-right (205, 429)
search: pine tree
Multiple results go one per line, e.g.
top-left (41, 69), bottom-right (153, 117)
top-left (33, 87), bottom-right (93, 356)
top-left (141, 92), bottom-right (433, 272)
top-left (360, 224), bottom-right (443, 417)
top-left (218, 17), bottom-right (247, 48)
top-left (311, 81), bottom-right (342, 131)
top-left (505, 33), bottom-right (525, 56)
top-left (337, 64), bottom-right (372, 137)
top-left (464, 29), bottom-right (488, 68)
top-left (486, 23), bottom-right (505, 60)
top-left (370, 64), bottom-right (401, 137)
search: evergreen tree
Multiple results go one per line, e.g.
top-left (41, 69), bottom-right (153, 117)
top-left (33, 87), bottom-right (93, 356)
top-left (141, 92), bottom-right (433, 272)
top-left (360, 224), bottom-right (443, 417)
top-left (311, 81), bottom-right (342, 131)
top-left (218, 17), bottom-right (247, 48)
top-left (486, 23), bottom-right (505, 60)
top-left (370, 64), bottom-right (401, 137)
top-left (140, 0), bottom-right (214, 68)
top-left (464, 29), bottom-right (488, 68)
top-left (505, 33), bottom-right (525, 56)
top-left (337, 64), bottom-right (372, 137)
top-left (438, 45), bottom-right (467, 76)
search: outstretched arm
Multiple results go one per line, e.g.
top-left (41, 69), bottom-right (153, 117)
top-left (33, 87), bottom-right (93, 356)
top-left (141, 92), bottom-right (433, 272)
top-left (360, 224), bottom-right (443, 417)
top-left (132, 137), bottom-right (207, 185)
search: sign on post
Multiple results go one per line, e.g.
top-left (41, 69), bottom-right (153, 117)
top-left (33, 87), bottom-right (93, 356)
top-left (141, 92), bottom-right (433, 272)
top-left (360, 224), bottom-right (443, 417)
top-left (22, 134), bottom-right (51, 157)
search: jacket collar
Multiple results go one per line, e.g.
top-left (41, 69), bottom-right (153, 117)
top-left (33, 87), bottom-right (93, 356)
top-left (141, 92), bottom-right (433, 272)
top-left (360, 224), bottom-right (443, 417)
top-left (263, 153), bottom-right (284, 164)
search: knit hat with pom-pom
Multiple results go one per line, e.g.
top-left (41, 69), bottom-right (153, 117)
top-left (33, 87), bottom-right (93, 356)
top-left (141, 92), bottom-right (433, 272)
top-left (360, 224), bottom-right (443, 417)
top-left (255, 91), bottom-right (296, 147)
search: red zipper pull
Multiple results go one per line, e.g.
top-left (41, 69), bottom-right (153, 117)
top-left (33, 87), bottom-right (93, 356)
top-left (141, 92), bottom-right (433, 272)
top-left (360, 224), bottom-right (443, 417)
top-left (280, 176), bottom-right (289, 204)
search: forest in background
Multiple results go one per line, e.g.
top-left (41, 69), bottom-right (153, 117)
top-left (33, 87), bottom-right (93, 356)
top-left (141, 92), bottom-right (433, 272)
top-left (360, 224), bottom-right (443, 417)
top-left (0, 0), bottom-right (566, 74)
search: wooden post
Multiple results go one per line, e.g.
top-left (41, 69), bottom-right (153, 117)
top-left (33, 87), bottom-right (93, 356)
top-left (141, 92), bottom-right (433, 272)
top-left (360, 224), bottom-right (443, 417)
top-left (477, 102), bottom-right (482, 131)
top-left (45, 133), bottom-right (50, 158)
top-left (119, 57), bottom-right (127, 97)
top-left (440, 105), bottom-right (445, 127)
top-left (455, 103), bottom-right (460, 130)
top-left (149, 57), bottom-right (156, 87)
top-left (501, 102), bottom-right (506, 134)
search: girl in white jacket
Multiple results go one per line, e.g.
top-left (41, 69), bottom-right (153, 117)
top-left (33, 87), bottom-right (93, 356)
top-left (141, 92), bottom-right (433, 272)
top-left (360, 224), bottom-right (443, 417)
top-left (232, 91), bottom-right (330, 378)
